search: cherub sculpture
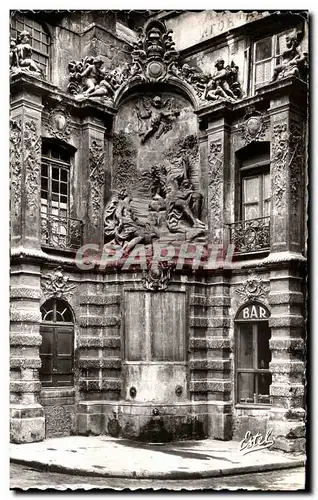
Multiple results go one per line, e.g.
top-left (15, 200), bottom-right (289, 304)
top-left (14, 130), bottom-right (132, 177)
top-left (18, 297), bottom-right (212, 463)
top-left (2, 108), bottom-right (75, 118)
top-left (136, 95), bottom-right (180, 144)
top-left (271, 31), bottom-right (308, 82)
top-left (204, 57), bottom-right (242, 102)
top-left (10, 31), bottom-right (42, 76)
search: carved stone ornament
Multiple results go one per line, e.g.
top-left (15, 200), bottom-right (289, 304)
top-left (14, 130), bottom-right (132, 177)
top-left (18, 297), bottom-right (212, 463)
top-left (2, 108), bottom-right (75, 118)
top-left (239, 107), bottom-right (269, 144)
top-left (10, 30), bottom-right (44, 78)
top-left (89, 140), bottom-right (105, 226)
top-left (272, 123), bottom-right (289, 210)
top-left (10, 119), bottom-right (22, 216)
top-left (208, 141), bottom-right (223, 243)
top-left (289, 120), bottom-right (304, 217)
top-left (141, 264), bottom-right (171, 292)
top-left (46, 107), bottom-right (71, 141)
top-left (135, 95), bottom-right (180, 144)
top-left (235, 271), bottom-right (269, 303)
top-left (24, 120), bottom-right (41, 218)
top-left (204, 57), bottom-right (243, 102)
top-left (66, 19), bottom-right (242, 104)
top-left (104, 151), bottom-right (206, 251)
top-left (41, 267), bottom-right (76, 299)
top-left (272, 30), bottom-right (308, 83)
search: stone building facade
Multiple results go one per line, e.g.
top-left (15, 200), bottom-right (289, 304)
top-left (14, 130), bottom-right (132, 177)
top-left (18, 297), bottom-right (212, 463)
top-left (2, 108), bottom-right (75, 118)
top-left (10, 10), bottom-right (308, 452)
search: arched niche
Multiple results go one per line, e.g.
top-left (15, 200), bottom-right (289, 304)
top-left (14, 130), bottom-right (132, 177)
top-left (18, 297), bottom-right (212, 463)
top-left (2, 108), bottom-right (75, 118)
top-left (111, 82), bottom-right (201, 224)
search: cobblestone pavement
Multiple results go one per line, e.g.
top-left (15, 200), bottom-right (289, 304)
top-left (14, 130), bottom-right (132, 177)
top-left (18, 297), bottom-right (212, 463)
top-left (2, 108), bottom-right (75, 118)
top-left (10, 463), bottom-right (306, 491)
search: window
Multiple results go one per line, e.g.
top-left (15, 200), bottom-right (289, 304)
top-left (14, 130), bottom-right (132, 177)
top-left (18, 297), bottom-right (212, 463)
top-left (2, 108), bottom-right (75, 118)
top-left (10, 13), bottom-right (50, 77)
top-left (242, 171), bottom-right (270, 220)
top-left (40, 298), bottom-right (74, 387)
top-left (41, 143), bottom-right (70, 248)
top-left (236, 303), bottom-right (272, 405)
top-left (253, 31), bottom-right (293, 90)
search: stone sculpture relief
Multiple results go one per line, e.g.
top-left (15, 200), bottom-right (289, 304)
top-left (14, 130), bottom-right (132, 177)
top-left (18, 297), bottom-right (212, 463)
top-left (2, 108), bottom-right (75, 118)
top-left (135, 96), bottom-right (180, 144)
top-left (89, 140), bottom-right (105, 226)
top-left (271, 30), bottom-right (308, 82)
top-left (104, 188), bottom-right (159, 252)
top-left (10, 31), bottom-right (43, 77)
top-left (235, 271), bottom-right (269, 304)
top-left (67, 19), bottom-right (242, 106)
top-left (208, 141), bottom-right (223, 244)
top-left (272, 122), bottom-right (289, 210)
top-left (104, 157), bottom-right (206, 248)
top-left (10, 119), bottom-right (22, 217)
top-left (289, 119), bottom-right (304, 217)
top-left (238, 107), bottom-right (269, 144)
top-left (24, 120), bottom-right (41, 218)
top-left (41, 267), bottom-right (76, 300)
top-left (204, 58), bottom-right (243, 102)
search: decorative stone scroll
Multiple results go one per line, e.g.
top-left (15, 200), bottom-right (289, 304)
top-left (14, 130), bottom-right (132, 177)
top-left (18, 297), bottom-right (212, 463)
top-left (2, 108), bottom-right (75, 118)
top-left (66, 19), bottom-right (242, 105)
top-left (272, 123), bottom-right (289, 211)
top-left (289, 119), bottom-right (304, 217)
top-left (208, 141), bottom-right (223, 243)
top-left (10, 119), bottom-right (22, 216)
top-left (89, 140), bottom-right (105, 226)
top-left (41, 267), bottom-right (76, 300)
top-left (24, 120), bottom-right (41, 218)
top-left (235, 270), bottom-right (269, 304)
top-left (10, 31), bottom-right (44, 78)
top-left (271, 30), bottom-right (308, 82)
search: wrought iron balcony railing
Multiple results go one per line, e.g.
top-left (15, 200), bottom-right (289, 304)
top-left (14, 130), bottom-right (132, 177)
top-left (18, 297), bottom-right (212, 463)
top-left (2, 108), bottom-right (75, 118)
top-left (227, 216), bottom-right (270, 254)
top-left (41, 214), bottom-right (83, 250)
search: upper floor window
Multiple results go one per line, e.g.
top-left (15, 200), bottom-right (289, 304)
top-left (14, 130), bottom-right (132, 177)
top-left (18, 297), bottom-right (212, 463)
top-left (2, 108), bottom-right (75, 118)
top-left (10, 13), bottom-right (50, 77)
top-left (41, 143), bottom-right (70, 221)
top-left (228, 143), bottom-right (270, 254)
top-left (253, 31), bottom-right (293, 90)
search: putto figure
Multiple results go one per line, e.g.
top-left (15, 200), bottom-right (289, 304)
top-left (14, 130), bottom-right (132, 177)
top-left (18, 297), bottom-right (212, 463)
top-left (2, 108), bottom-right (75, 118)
top-left (204, 57), bottom-right (242, 102)
top-left (271, 31), bottom-right (308, 82)
top-left (136, 95), bottom-right (180, 144)
top-left (10, 30), bottom-right (43, 76)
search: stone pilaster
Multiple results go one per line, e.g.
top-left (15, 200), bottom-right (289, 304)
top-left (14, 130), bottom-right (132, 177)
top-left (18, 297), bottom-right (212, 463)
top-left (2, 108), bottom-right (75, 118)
top-left (10, 83), bottom-right (45, 443)
top-left (205, 273), bottom-right (232, 440)
top-left (10, 262), bottom-right (45, 443)
top-left (81, 117), bottom-right (107, 249)
top-left (10, 90), bottom-right (43, 250)
top-left (205, 110), bottom-right (231, 245)
top-left (267, 80), bottom-right (307, 452)
top-left (268, 264), bottom-right (306, 452)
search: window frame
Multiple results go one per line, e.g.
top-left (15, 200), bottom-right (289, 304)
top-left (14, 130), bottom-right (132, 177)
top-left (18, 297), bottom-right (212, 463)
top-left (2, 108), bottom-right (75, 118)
top-left (40, 299), bottom-right (74, 388)
top-left (240, 162), bottom-right (270, 221)
top-left (10, 13), bottom-right (51, 78)
top-left (252, 29), bottom-right (294, 93)
top-left (235, 311), bottom-right (272, 406)
top-left (41, 145), bottom-right (71, 220)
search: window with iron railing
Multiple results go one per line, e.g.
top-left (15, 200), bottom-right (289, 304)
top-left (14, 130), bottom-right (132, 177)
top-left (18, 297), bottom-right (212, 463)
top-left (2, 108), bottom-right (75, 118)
top-left (228, 144), bottom-right (271, 254)
top-left (41, 143), bottom-right (82, 250)
top-left (10, 13), bottom-right (50, 78)
top-left (252, 30), bottom-right (294, 91)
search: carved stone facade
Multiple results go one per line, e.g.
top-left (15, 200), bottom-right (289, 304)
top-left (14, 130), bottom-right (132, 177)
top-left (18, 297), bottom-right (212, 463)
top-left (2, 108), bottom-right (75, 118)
top-left (9, 10), bottom-right (308, 455)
